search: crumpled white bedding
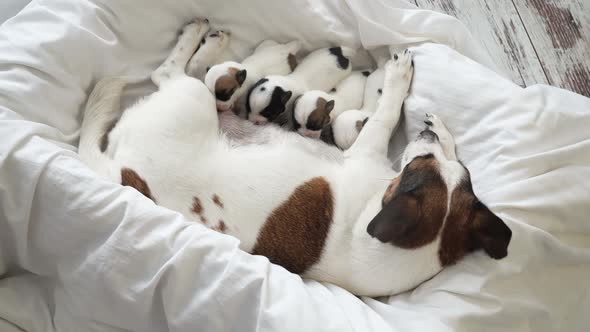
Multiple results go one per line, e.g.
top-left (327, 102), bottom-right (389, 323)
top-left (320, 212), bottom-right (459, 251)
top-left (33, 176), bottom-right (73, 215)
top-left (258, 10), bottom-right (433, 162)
top-left (0, 0), bottom-right (589, 331)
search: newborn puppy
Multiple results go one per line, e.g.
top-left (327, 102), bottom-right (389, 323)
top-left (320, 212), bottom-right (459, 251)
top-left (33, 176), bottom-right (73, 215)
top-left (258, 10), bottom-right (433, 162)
top-left (204, 40), bottom-right (301, 113)
top-left (186, 30), bottom-right (231, 80)
top-left (292, 70), bottom-right (370, 138)
top-left (322, 66), bottom-right (387, 149)
top-left (246, 46), bottom-right (355, 125)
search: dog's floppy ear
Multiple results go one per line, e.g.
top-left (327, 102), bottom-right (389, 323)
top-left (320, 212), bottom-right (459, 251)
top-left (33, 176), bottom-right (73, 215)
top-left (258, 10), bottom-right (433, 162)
top-left (325, 100), bottom-right (335, 114)
top-left (236, 69), bottom-right (247, 85)
top-left (278, 88), bottom-right (292, 105)
top-left (470, 201), bottom-right (512, 259)
top-left (367, 193), bottom-right (419, 243)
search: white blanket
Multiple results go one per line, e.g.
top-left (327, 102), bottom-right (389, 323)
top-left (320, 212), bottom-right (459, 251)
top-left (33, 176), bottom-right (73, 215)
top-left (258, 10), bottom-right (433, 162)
top-left (1, 0), bottom-right (589, 331)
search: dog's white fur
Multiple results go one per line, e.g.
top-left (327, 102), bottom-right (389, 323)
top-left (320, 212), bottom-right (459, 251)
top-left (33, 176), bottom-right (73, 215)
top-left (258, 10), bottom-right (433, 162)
top-left (204, 40), bottom-right (301, 113)
top-left (247, 46), bottom-right (354, 125)
top-left (79, 21), bottom-right (473, 296)
top-left (186, 29), bottom-right (231, 80)
top-left (293, 70), bottom-right (369, 138)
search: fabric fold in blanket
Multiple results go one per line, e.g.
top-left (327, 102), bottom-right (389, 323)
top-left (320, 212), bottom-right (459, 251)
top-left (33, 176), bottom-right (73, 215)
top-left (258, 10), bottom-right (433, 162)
top-left (0, 0), bottom-right (589, 331)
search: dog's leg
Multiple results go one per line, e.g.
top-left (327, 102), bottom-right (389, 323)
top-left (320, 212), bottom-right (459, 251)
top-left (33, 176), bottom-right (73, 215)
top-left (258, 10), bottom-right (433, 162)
top-left (424, 113), bottom-right (457, 160)
top-left (151, 19), bottom-right (210, 87)
top-left (186, 30), bottom-right (231, 80)
top-left (345, 50), bottom-right (413, 158)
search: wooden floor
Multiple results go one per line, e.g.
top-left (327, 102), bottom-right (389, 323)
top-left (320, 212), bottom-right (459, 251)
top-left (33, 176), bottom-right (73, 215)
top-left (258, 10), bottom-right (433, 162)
top-left (415, 0), bottom-right (590, 97)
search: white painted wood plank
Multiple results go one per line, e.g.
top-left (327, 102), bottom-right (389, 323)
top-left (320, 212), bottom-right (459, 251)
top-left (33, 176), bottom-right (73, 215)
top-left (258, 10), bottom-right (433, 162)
top-left (416, 0), bottom-right (549, 87)
top-left (513, 0), bottom-right (590, 97)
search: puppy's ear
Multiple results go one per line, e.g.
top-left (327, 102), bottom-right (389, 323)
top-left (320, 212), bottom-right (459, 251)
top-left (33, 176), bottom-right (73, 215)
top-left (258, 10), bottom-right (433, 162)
top-left (470, 201), bottom-right (512, 259)
top-left (279, 89), bottom-right (292, 105)
top-left (367, 193), bottom-right (419, 243)
top-left (236, 69), bottom-right (247, 86)
top-left (325, 100), bottom-right (335, 114)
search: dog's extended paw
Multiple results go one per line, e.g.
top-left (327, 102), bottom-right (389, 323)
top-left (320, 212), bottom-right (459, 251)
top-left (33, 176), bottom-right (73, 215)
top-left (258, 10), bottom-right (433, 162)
top-left (182, 18), bottom-right (210, 37)
top-left (424, 113), bottom-right (456, 159)
top-left (205, 30), bottom-right (230, 48)
top-left (383, 49), bottom-right (414, 96)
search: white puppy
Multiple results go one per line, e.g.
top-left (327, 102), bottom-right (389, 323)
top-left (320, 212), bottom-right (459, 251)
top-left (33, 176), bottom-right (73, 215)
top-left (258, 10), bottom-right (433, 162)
top-left (292, 70), bottom-right (370, 138)
top-left (79, 21), bottom-right (512, 297)
top-left (322, 65), bottom-right (387, 149)
top-left (246, 46), bottom-right (355, 125)
top-left (204, 40), bottom-right (301, 114)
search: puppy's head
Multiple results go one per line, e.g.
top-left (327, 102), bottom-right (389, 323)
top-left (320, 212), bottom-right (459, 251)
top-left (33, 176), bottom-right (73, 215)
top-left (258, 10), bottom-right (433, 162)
top-left (246, 76), bottom-right (293, 125)
top-left (367, 118), bottom-right (512, 267)
top-left (204, 61), bottom-right (248, 112)
top-left (292, 91), bottom-right (334, 139)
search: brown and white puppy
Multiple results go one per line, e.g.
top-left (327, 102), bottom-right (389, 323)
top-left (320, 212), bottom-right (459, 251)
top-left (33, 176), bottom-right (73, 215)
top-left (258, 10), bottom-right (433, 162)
top-left (204, 40), bottom-right (301, 114)
top-left (80, 22), bottom-right (511, 297)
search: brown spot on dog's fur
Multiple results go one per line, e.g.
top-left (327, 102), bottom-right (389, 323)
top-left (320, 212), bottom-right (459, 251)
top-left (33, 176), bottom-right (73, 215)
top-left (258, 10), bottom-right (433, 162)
top-left (121, 168), bottom-right (155, 201)
top-left (215, 67), bottom-right (247, 102)
top-left (367, 155), bottom-right (447, 248)
top-left (213, 220), bottom-right (227, 233)
top-left (381, 175), bottom-right (401, 206)
top-left (355, 117), bottom-right (369, 133)
top-left (288, 53), bottom-right (298, 71)
top-left (306, 97), bottom-right (334, 131)
top-left (99, 119), bottom-right (118, 152)
top-left (192, 196), bottom-right (203, 215)
top-left (252, 177), bottom-right (334, 274)
top-left (439, 174), bottom-right (512, 266)
top-left (212, 194), bottom-right (224, 208)
top-left (200, 216), bottom-right (208, 224)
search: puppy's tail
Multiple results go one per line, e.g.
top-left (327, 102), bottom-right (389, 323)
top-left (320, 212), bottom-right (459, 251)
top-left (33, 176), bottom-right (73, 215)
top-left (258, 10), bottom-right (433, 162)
top-left (78, 77), bottom-right (127, 177)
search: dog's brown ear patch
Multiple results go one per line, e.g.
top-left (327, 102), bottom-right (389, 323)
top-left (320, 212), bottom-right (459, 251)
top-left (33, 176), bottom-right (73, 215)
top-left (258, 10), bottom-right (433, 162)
top-left (439, 174), bottom-right (512, 266)
top-left (367, 155), bottom-right (447, 248)
top-left (214, 67), bottom-right (243, 102)
top-left (306, 97), bottom-right (334, 131)
top-left (288, 53), bottom-right (298, 71)
top-left (121, 168), bottom-right (154, 202)
top-left (252, 177), bottom-right (334, 274)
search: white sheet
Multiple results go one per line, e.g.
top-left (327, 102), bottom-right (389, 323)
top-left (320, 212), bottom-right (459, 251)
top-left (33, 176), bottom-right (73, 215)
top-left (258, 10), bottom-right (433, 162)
top-left (0, 0), bottom-right (589, 331)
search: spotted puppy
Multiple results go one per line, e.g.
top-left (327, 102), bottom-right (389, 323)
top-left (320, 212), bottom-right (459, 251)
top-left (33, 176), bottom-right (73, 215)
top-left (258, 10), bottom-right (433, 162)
top-left (322, 64), bottom-right (387, 149)
top-left (79, 21), bottom-right (512, 297)
top-left (246, 46), bottom-right (355, 125)
top-left (204, 40), bottom-right (301, 114)
top-left (292, 70), bottom-right (370, 138)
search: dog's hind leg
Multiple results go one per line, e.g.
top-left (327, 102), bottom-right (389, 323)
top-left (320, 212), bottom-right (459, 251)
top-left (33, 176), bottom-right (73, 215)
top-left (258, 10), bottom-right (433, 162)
top-left (151, 19), bottom-right (210, 87)
top-left (186, 30), bottom-right (231, 80)
top-left (345, 49), bottom-right (413, 159)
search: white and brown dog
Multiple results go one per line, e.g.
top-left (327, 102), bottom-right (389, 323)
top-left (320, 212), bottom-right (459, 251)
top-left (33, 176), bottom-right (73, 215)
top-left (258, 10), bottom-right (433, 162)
top-left (292, 70), bottom-right (370, 139)
top-left (246, 46), bottom-right (355, 125)
top-left (204, 39), bottom-right (301, 114)
top-left (79, 20), bottom-right (512, 297)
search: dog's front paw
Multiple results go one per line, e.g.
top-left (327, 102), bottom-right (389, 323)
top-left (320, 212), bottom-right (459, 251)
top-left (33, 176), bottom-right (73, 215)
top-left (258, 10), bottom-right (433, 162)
top-left (182, 18), bottom-right (210, 36)
top-left (384, 49), bottom-right (414, 96)
top-left (206, 30), bottom-right (231, 48)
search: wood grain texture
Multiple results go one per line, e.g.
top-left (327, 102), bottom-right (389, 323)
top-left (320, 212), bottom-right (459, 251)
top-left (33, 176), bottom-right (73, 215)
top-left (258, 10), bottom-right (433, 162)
top-left (416, 0), bottom-right (548, 87)
top-left (512, 0), bottom-right (590, 96)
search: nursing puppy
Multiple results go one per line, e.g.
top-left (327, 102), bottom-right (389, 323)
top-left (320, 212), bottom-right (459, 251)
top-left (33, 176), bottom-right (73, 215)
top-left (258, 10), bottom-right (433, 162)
top-left (322, 66), bottom-right (386, 149)
top-left (204, 39), bottom-right (301, 113)
top-left (246, 46), bottom-right (354, 125)
top-left (79, 21), bottom-right (512, 297)
top-left (293, 70), bottom-right (370, 138)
